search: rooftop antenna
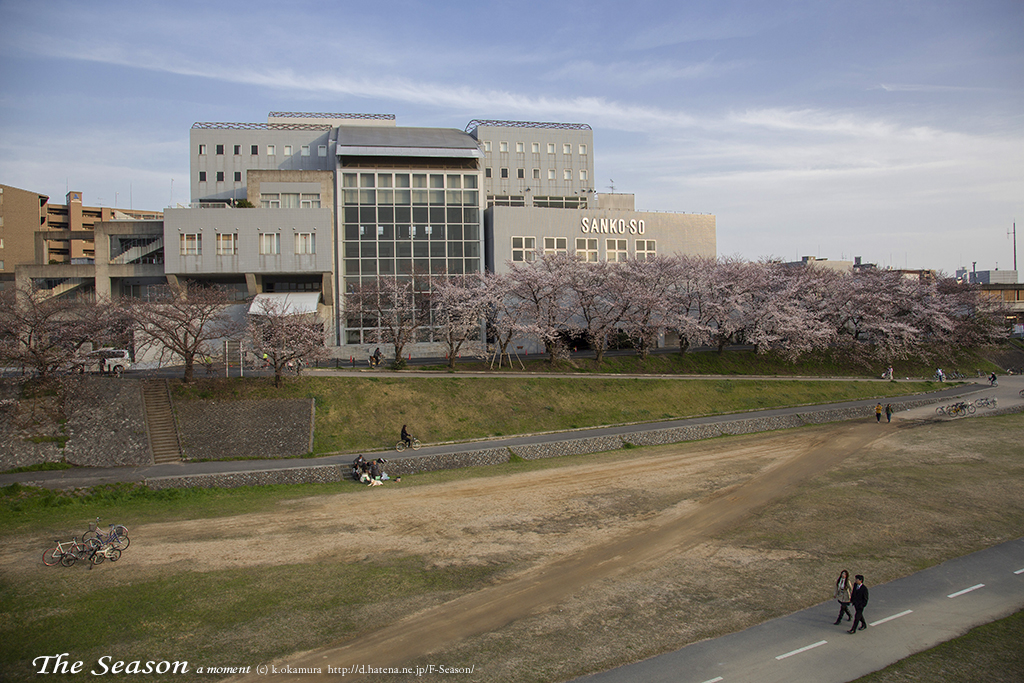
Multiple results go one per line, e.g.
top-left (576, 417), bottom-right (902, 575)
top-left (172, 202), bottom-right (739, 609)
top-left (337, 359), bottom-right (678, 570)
top-left (607, 179), bottom-right (616, 193)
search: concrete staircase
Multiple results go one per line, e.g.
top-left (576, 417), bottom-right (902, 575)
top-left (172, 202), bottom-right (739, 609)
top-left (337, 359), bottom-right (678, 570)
top-left (142, 380), bottom-right (182, 464)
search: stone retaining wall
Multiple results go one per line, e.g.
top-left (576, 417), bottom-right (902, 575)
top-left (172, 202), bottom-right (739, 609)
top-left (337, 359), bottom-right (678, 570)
top-left (144, 398), bottom-right (964, 490)
top-left (175, 399), bottom-right (314, 460)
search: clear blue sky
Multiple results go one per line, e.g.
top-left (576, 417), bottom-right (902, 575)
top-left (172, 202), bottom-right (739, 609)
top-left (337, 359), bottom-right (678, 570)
top-left (1, 0), bottom-right (1021, 275)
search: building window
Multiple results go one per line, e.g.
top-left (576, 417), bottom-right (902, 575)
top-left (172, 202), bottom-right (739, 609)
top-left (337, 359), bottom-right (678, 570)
top-left (563, 143), bottom-right (571, 155)
top-left (533, 168), bottom-right (540, 179)
top-left (499, 141), bottom-right (508, 153)
top-left (267, 145), bottom-right (276, 155)
top-left (234, 145), bottom-right (241, 155)
top-left (516, 142), bottom-right (524, 153)
top-left (483, 141), bottom-right (491, 153)
top-left (260, 193), bottom-right (280, 208)
top-left (300, 193), bottom-right (320, 208)
top-left (544, 237), bottom-right (567, 255)
top-left (579, 144), bottom-right (588, 155)
top-left (532, 142), bottom-right (539, 153)
top-left (607, 239), bottom-right (628, 262)
top-left (511, 236), bottom-right (536, 262)
top-left (485, 168), bottom-right (492, 178)
top-left (517, 168), bottom-right (525, 179)
top-left (547, 143), bottom-right (555, 154)
top-left (180, 233), bottom-right (201, 255)
top-left (198, 144), bottom-right (207, 155)
top-left (216, 144), bottom-right (224, 155)
top-left (216, 171), bottom-right (224, 182)
top-left (284, 145), bottom-right (292, 156)
top-left (295, 232), bottom-right (316, 254)
top-left (548, 169), bottom-right (555, 180)
top-left (318, 145), bottom-right (327, 156)
top-left (576, 238), bottom-right (598, 262)
top-left (251, 144), bottom-right (258, 155)
top-left (216, 233), bottom-right (237, 255)
top-left (500, 168), bottom-right (509, 179)
top-left (636, 240), bottom-right (657, 260)
top-left (259, 233), bottom-right (280, 255)
top-left (580, 169), bottom-right (588, 181)
top-left (564, 169), bottom-right (572, 181)
top-left (234, 171), bottom-right (242, 182)
top-left (199, 171), bottom-right (207, 182)
top-left (301, 145), bottom-right (310, 156)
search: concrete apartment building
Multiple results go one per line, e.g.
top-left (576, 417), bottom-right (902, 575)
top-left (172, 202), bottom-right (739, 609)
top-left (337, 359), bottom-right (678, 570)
top-left (0, 183), bottom-right (163, 293)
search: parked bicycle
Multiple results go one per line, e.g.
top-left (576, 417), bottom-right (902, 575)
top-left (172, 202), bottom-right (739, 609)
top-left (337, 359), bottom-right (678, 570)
top-left (89, 544), bottom-right (122, 566)
top-left (944, 401), bottom-right (976, 418)
top-left (82, 517), bottom-right (130, 550)
top-left (42, 537), bottom-right (89, 567)
top-left (974, 397), bottom-right (998, 409)
top-left (395, 437), bottom-right (421, 452)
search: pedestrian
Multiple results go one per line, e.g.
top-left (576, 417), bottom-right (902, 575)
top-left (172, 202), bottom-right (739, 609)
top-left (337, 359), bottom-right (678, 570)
top-left (875, 403), bottom-right (883, 422)
top-left (848, 574), bottom-right (869, 633)
top-left (885, 404), bottom-right (893, 423)
top-left (833, 570), bottom-right (853, 624)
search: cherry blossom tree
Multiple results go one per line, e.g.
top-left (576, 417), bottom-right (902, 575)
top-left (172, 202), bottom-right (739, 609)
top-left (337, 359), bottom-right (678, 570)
top-left (483, 271), bottom-right (529, 369)
top-left (0, 283), bottom-right (128, 378)
top-left (431, 273), bottom-right (488, 369)
top-left (615, 256), bottom-right (679, 361)
top-left (125, 281), bottom-right (240, 383)
top-left (506, 253), bottom-right (574, 362)
top-left (345, 274), bottom-right (430, 369)
top-left (560, 257), bottom-right (632, 366)
top-left (248, 297), bottom-right (329, 387)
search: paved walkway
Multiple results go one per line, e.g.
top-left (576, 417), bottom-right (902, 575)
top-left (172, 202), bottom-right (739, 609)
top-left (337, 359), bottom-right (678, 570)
top-left (574, 537), bottom-right (1024, 683)
top-left (3, 376), bottom-right (1021, 490)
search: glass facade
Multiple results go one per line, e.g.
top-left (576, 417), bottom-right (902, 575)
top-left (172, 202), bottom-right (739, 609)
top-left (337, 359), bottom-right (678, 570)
top-left (341, 170), bottom-right (482, 344)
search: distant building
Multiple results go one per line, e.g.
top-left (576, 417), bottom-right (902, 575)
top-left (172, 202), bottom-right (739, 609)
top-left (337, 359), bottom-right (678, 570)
top-left (0, 183), bottom-right (162, 290)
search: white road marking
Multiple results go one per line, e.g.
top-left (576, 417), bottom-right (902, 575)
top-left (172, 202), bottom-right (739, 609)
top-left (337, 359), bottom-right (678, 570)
top-left (1014, 568), bottom-right (1024, 575)
top-left (699, 678), bottom-right (724, 683)
top-left (775, 640), bottom-right (827, 660)
top-left (947, 583), bottom-right (985, 598)
top-left (870, 609), bottom-right (913, 626)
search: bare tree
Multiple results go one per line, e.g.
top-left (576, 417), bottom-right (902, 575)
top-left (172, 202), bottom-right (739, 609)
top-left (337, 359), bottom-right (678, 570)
top-left (125, 282), bottom-right (240, 383)
top-left (346, 275), bottom-right (430, 368)
top-left (248, 298), bottom-right (330, 387)
top-left (0, 284), bottom-right (127, 378)
top-left (431, 273), bottom-right (488, 369)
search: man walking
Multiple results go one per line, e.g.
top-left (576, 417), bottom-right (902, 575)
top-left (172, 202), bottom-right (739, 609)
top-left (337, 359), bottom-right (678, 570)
top-left (848, 575), bottom-right (869, 633)
top-left (875, 403), bottom-right (883, 422)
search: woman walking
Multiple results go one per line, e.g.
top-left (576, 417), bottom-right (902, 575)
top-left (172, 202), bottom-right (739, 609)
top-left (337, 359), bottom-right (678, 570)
top-left (834, 570), bottom-right (853, 624)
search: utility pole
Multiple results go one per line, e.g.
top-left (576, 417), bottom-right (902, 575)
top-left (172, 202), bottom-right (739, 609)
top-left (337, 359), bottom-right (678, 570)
top-left (1010, 222), bottom-right (1017, 273)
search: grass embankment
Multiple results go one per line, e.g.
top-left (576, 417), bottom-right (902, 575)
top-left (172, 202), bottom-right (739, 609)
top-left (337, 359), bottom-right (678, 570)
top-left (172, 375), bottom-right (939, 454)
top-left (854, 609), bottom-right (1024, 683)
top-left (421, 346), bottom-right (1001, 378)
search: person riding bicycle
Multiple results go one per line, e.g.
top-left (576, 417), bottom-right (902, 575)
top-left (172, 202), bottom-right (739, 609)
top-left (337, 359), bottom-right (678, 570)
top-left (989, 372), bottom-right (998, 386)
top-left (401, 424), bottom-right (413, 448)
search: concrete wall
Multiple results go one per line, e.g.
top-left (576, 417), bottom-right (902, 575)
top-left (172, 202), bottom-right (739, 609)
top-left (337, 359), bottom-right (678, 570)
top-left (487, 205), bottom-right (717, 274)
top-left (473, 124), bottom-right (595, 200)
top-left (164, 207), bottom-right (334, 276)
top-left (191, 127), bottom-right (334, 203)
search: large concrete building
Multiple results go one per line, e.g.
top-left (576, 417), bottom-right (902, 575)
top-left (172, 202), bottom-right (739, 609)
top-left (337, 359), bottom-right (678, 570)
top-left (6, 111), bottom-right (717, 358)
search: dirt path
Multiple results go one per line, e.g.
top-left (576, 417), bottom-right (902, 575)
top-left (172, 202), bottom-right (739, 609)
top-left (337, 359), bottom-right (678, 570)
top-left (222, 421), bottom-right (889, 681)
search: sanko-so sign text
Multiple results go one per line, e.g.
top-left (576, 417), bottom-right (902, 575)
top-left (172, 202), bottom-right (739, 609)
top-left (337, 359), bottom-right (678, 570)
top-left (580, 217), bottom-right (645, 234)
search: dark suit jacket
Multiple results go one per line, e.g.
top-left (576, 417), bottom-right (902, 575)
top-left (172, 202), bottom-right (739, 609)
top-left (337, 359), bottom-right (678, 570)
top-left (851, 583), bottom-right (869, 609)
